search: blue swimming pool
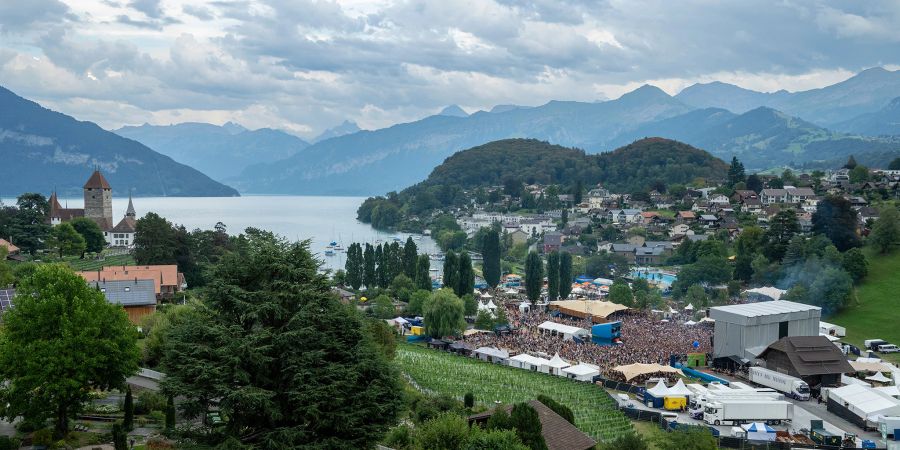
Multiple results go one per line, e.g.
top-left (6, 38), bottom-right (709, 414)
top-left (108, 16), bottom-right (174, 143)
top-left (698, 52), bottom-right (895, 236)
top-left (630, 268), bottom-right (677, 286)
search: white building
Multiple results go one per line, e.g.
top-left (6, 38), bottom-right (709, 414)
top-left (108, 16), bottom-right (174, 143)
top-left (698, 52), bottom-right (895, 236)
top-left (710, 301), bottom-right (821, 359)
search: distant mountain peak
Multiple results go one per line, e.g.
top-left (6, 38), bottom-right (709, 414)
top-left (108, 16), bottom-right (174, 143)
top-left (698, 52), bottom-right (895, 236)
top-left (312, 120), bottom-right (361, 143)
top-left (490, 104), bottom-right (527, 114)
top-left (438, 105), bottom-right (469, 117)
top-left (618, 84), bottom-right (672, 102)
top-left (222, 121), bottom-right (248, 134)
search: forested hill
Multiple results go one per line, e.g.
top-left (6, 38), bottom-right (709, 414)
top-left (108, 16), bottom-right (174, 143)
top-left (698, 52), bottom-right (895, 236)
top-left (358, 138), bottom-right (727, 227)
top-left (419, 137), bottom-right (727, 194)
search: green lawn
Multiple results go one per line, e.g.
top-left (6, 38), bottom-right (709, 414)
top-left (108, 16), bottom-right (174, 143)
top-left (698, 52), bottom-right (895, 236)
top-left (829, 248), bottom-right (900, 363)
top-left (396, 344), bottom-right (632, 442)
top-left (65, 252), bottom-right (136, 271)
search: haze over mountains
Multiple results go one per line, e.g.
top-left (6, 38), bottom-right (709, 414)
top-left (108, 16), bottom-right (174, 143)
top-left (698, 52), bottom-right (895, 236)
top-left (0, 87), bottom-right (238, 197)
top-left (4, 68), bottom-right (900, 197)
top-left (228, 68), bottom-right (900, 195)
top-left (115, 122), bottom-right (310, 181)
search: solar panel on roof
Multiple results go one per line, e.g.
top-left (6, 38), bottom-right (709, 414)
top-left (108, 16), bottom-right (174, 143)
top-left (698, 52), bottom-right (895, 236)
top-left (0, 289), bottom-right (15, 312)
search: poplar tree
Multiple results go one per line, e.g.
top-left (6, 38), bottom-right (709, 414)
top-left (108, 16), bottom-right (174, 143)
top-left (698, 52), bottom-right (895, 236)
top-left (457, 252), bottom-right (475, 297)
top-left (363, 243), bottom-right (376, 288)
top-left (403, 237), bottom-right (418, 278)
top-left (546, 251), bottom-right (560, 301)
top-left (415, 254), bottom-right (432, 291)
top-left (482, 230), bottom-right (501, 288)
top-left (443, 251), bottom-right (459, 292)
top-left (558, 252), bottom-right (573, 300)
top-left (524, 251), bottom-right (543, 301)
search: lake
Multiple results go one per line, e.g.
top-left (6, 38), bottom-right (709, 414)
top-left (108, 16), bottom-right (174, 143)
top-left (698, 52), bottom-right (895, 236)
top-left (3, 195), bottom-right (439, 272)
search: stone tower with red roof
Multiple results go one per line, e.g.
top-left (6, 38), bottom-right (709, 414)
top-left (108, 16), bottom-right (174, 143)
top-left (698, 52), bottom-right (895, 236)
top-left (83, 169), bottom-right (113, 230)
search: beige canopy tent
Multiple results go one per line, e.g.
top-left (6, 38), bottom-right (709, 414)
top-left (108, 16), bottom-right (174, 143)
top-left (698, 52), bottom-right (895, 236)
top-left (550, 300), bottom-right (629, 323)
top-left (851, 360), bottom-right (897, 373)
top-left (613, 363), bottom-right (681, 382)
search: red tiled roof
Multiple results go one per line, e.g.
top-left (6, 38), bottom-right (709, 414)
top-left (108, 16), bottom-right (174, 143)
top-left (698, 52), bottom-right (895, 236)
top-left (84, 170), bottom-right (111, 189)
top-left (0, 238), bottom-right (19, 254)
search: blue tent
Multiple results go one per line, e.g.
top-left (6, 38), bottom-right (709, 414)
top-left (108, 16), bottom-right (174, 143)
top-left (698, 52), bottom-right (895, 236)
top-left (575, 275), bottom-right (593, 283)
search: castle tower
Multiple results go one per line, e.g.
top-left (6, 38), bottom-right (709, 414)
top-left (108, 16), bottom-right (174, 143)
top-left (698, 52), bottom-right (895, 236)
top-left (83, 169), bottom-right (113, 230)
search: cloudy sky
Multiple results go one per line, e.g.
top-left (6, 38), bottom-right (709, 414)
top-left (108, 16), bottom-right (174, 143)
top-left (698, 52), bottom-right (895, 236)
top-left (2, 0), bottom-right (899, 139)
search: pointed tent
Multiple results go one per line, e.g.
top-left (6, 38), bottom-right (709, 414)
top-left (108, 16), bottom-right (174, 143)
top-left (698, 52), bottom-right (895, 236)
top-left (481, 292), bottom-right (492, 299)
top-left (668, 379), bottom-right (693, 398)
top-left (547, 353), bottom-right (570, 369)
top-left (742, 422), bottom-right (776, 441)
top-left (684, 320), bottom-right (697, 326)
top-left (684, 303), bottom-right (695, 311)
top-left (485, 300), bottom-right (497, 310)
top-left (644, 380), bottom-right (671, 408)
top-left (866, 372), bottom-right (892, 384)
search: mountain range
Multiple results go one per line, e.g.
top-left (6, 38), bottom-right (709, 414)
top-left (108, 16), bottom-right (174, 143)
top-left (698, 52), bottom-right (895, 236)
top-left (115, 122), bottom-right (310, 181)
top-left (0, 86), bottom-right (238, 197)
top-left (230, 68), bottom-right (900, 195)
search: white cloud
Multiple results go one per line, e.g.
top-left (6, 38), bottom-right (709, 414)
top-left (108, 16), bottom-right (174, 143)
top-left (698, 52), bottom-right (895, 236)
top-left (0, 0), bottom-right (896, 139)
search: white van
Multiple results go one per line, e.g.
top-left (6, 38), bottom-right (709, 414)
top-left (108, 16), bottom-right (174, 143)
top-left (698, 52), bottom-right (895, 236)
top-left (878, 344), bottom-right (900, 353)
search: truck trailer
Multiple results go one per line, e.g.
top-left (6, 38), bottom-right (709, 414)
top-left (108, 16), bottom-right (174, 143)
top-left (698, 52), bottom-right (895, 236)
top-left (703, 399), bottom-right (793, 426)
top-left (748, 366), bottom-right (810, 400)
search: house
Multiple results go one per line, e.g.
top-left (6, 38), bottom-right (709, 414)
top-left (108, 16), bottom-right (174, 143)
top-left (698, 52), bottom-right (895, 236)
top-left (78, 265), bottom-right (186, 300)
top-left (858, 206), bottom-right (880, 225)
top-left (0, 239), bottom-right (19, 257)
top-left (468, 400), bottom-right (596, 450)
top-left (108, 194), bottom-right (137, 247)
top-left (519, 219), bottom-right (545, 235)
top-left (709, 194), bottom-right (730, 206)
top-left (543, 232), bottom-right (564, 253)
top-left (758, 336), bottom-right (854, 388)
top-left (786, 187), bottom-right (815, 203)
top-left (88, 279), bottom-right (157, 324)
top-left (742, 197), bottom-right (763, 212)
top-left (760, 189), bottom-right (788, 205)
top-left (669, 224), bottom-right (692, 238)
top-left (699, 214), bottom-right (720, 228)
top-left (732, 190), bottom-right (759, 202)
top-left (507, 229), bottom-right (529, 246)
top-left (610, 243), bottom-right (637, 263)
top-left (634, 246), bottom-right (666, 265)
top-left (676, 211), bottom-right (696, 224)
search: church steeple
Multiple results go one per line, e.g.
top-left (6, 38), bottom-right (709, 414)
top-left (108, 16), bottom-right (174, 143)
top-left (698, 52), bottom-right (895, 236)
top-left (125, 191), bottom-right (136, 218)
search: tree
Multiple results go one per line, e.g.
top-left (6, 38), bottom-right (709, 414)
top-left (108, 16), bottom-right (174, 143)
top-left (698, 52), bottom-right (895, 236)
top-left (870, 207), bottom-right (900, 254)
top-left (366, 318), bottom-right (397, 360)
top-left (844, 155), bottom-right (858, 169)
top-left (657, 427), bottom-right (717, 450)
top-left (12, 193), bottom-right (51, 255)
top-left (345, 243), bottom-right (363, 290)
top-left (415, 255), bottom-right (433, 291)
top-left (390, 273), bottom-right (416, 302)
top-left (572, 180), bottom-right (584, 205)
top-left (558, 252), bottom-right (573, 300)
top-left (509, 403), bottom-right (548, 450)
top-left (842, 248), bottom-right (868, 283)
top-left (415, 413), bottom-right (470, 450)
top-left (464, 392), bottom-right (475, 409)
top-left (745, 174), bottom-right (763, 192)
top-left (808, 266), bottom-right (853, 314)
top-left (70, 217), bottom-right (106, 256)
top-left (112, 423), bottom-right (128, 450)
top-left (165, 396), bottom-right (176, 431)
top-left (372, 294), bottom-right (395, 319)
top-left (482, 230), bottom-right (501, 288)
top-left (600, 433), bottom-right (648, 450)
top-left (812, 196), bottom-right (861, 251)
top-left (462, 294), bottom-right (478, 317)
top-left (890, 157), bottom-right (900, 170)
top-left (524, 251), bottom-right (543, 301)
top-left (849, 165), bottom-right (870, 184)
top-left (123, 387), bottom-right (134, 431)
top-left (48, 222), bottom-right (86, 258)
top-left (424, 289), bottom-right (466, 338)
top-left (763, 210), bottom-right (799, 261)
top-left (160, 230), bottom-right (402, 447)
top-left (0, 265), bottom-right (139, 437)
top-left (375, 245), bottom-right (387, 287)
top-left (608, 280), bottom-right (633, 306)
top-left (685, 285), bottom-right (708, 309)
top-left (364, 243), bottom-right (376, 288)
top-left (546, 251), bottom-right (560, 301)
top-left (671, 257), bottom-right (732, 296)
top-left (474, 310), bottom-right (494, 330)
top-left (443, 251), bottom-right (459, 292)
top-left (585, 252), bottom-right (629, 278)
top-left (727, 156), bottom-right (745, 187)
top-left (407, 290), bottom-right (431, 316)
top-left (536, 396), bottom-right (574, 424)
top-left (0, 248), bottom-right (12, 287)
top-left (134, 212), bottom-right (177, 264)
top-left (457, 252), bottom-right (475, 298)
top-left (403, 237), bottom-right (418, 279)
top-left (733, 252), bottom-right (754, 282)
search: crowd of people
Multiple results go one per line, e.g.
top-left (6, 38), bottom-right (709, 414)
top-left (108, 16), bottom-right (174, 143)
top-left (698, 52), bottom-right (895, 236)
top-left (462, 305), bottom-right (713, 379)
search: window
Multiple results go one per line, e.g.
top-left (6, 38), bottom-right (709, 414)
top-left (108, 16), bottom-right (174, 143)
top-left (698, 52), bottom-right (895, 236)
top-left (779, 321), bottom-right (789, 339)
top-left (124, 287), bottom-right (131, 292)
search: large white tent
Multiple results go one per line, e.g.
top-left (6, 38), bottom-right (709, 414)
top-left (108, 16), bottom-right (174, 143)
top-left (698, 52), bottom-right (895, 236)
top-left (537, 321), bottom-right (589, 341)
top-left (668, 379), bottom-right (693, 398)
top-left (562, 363), bottom-right (600, 382)
top-left (827, 384), bottom-right (900, 426)
top-left (508, 353), bottom-right (549, 371)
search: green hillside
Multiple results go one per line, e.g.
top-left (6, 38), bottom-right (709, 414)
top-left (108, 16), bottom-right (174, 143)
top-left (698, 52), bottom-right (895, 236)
top-left (830, 249), bottom-right (900, 363)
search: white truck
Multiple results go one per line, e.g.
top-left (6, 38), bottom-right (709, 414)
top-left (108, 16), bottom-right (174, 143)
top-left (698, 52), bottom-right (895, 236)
top-left (748, 366), bottom-right (811, 400)
top-left (703, 399), bottom-right (793, 426)
top-left (689, 388), bottom-right (783, 420)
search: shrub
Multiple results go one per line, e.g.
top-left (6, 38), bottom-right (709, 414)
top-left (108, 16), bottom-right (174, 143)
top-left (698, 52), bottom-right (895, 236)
top-left (32, 428), bottom-right (53, 446)
top-left (136, 390), bottom-right (168, 414)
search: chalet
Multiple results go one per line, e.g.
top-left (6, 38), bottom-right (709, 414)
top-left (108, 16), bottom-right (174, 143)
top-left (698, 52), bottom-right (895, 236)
top-left (610, 243), bottom-right (637, 263)
top-left (742, 197), bottom-right (763, 212)
top-left (88, 279), bottom-right (157, 324)
top-left (709, 194), bottom-right (730, 206)
top-left (543, 232), bottom-right (564, 253)
top-left (634, 246), bottom-right (666, 265)
top-left (857, 207), bottom-right (880, 225)
top-left (669, 223), bottom-right (692, 237)
top-left (676, 210), bottom-right (696, 224)
top-left (786, 187), bottom-right (815, 204)
top-left (699, 214), bottom-right (720, 228)
top-left (732, 190), bottom-right (759, 203)
top-left (608, 209), bottom-right (642, 224)
top-left (758, 336), bottom-right (854, 388)
top-left (79, 265), bottom-right (186, 301)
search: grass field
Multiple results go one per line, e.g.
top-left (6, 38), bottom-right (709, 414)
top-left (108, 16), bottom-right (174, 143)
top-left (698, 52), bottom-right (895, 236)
top-left (64, 252), bottom-right (136, 271)
top-left (396, 344), bottom-right (633, 442)
top-left (829, 248), bottom-right (900, 363)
